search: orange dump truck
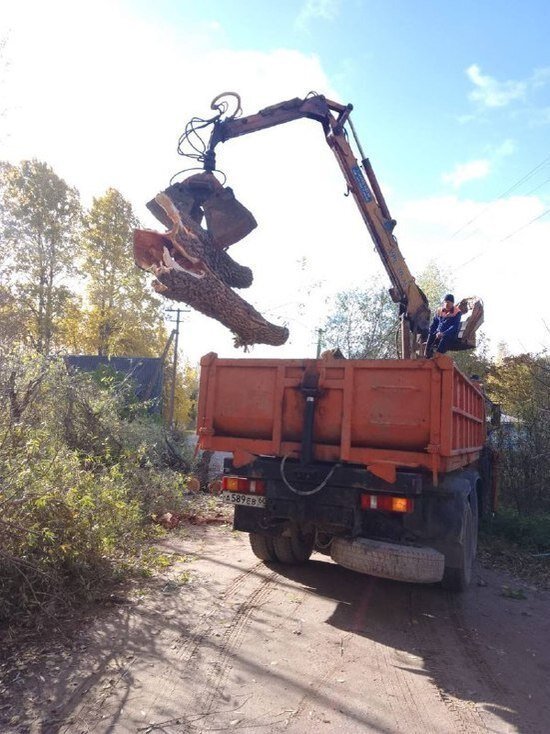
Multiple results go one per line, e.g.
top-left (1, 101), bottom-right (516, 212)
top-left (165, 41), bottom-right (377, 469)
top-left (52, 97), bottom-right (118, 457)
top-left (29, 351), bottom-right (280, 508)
top-left (197, 352), bottom-right (496, 590)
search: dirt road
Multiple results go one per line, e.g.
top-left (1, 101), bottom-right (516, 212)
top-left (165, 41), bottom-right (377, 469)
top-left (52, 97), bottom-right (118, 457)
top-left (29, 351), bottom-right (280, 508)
top-left (2, 523), bottom-right (549, 733)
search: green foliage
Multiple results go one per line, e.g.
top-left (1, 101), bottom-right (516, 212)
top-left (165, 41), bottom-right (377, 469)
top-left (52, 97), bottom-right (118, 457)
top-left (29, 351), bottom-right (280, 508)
top-left (322, 285), bottom-right (398, 358)
top-left (452, 330), bottom-right (492, 379)
top-left (163, 360), bottom-right (199, 428)
top-left (0, 348), bottom-right (193, 623)
top-left (75, 187), bottom-right (165, 357)
top-left (482, 508), bottom-right (550, 552)
top-left (0, 283), bottom-right (20, 345)
top-left (417, 259), bottom-right (453, 313)
top-left (0, 160), bottom-right (81, 353)
top-left (488, 353), bottom-right (550, 418)
top-left (0, 162), bottom-right (207, 436)
top-left (321, 262), bottom-right (481, 362)
top-left (488, 353), bottom-right (550, 515)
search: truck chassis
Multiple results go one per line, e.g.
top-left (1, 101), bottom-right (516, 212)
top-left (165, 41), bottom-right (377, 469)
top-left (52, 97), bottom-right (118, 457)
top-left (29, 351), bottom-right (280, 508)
top-left (223, 456), bottom-right (484, 592)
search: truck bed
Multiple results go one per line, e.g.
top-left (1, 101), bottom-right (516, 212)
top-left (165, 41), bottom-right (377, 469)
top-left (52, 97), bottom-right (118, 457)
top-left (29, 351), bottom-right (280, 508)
top-left (197, 353), bottom-right (485, 483)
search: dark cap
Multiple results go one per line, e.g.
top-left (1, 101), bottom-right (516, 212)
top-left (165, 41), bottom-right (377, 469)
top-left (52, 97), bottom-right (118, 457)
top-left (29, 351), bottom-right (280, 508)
top-left (443, 294), bottom-right (454, 302)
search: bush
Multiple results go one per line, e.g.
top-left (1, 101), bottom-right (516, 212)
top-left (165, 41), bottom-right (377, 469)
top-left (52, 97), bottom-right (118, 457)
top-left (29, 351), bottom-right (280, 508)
top-left (0, 349), bottom-right (192, 623)
top-left (491, 419), bottom-right (550, 516)
top-left (482, 507), bottom-right (550, 552)
top-left (488, 354), bottom-right (550, 516)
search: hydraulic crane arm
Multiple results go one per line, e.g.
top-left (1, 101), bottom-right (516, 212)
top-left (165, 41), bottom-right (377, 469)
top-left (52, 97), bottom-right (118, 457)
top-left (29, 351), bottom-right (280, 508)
top-left (204, 94), bottom-right (431, 349)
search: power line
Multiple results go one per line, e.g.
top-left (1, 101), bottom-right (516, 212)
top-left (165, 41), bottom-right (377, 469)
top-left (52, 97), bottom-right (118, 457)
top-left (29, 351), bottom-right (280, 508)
top-left (523, 174), bottom-right (550, 197)
top-left (455, 206), bottom-right (550, 270)
top-left (446, 153), bottom-right (550, 242)
top-left (499, 206), bottom-right (550, 242)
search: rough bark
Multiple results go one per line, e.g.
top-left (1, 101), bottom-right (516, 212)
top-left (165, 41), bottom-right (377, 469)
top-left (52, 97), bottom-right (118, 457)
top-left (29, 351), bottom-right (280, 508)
top-left (147, 193), bottom-right (253, 289)
top-left (134, 192), bottom-right (288, 348)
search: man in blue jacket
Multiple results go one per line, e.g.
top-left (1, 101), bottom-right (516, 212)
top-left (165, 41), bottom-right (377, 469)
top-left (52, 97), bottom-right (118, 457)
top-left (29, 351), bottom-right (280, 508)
top-left (425, 294), bottom-right (461, 357)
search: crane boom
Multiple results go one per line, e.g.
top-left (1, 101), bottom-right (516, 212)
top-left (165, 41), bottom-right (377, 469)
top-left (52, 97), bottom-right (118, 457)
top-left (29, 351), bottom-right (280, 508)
top-left (204, 94), bottom-right (431, 353)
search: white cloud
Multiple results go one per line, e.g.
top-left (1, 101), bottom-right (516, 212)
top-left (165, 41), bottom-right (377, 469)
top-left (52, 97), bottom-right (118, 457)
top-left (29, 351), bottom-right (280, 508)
top-left (442, 159), bottom-right (490, 188)
top-left (2, 0), bottom-right (374, 363)
top-left (398, 194), bottom-right (550, 354)
top-left (465, 63), bottom-right (550, 114)
top-left (466, 64), bottom-right (526, 108)
top-left (295, 0), bottom-right (340, 29)
top-left (442, 139), bottom-right (515, 190)
top-left (0, 1), bottom-right (339, 208)
top-left (2, 2), bottom-right (547, 361)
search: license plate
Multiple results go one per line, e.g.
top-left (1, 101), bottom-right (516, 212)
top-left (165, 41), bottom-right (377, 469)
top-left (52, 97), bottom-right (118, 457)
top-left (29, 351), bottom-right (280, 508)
top-left (222, 491), bottom-right (266, 508)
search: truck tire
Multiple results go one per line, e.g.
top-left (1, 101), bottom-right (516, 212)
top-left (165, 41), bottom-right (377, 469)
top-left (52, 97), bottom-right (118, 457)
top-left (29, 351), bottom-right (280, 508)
top-left (272, 529), bottom-right (314, 564)
top-left (249, 532), bottom-right (277, 562)
top-left (331, 538), bottom-right (444, 583)
top-left (442, 490), bottom-right (478, 592)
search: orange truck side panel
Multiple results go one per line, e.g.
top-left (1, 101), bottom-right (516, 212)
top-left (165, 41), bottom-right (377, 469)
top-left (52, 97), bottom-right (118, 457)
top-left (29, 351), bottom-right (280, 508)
top-left (197, 353), bottom-right (486, 477)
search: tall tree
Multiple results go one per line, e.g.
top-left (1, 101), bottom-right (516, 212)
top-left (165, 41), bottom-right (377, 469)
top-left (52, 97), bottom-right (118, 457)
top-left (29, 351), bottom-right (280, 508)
top-left (78, 188), bottom-right (164, 356)
top-left (322, 285), bottom-right (398, 358)
top-left (488, 353), bottom-right (550, 419)
top-left (321, 264), bottom-right (491, 371)
top-left (0, 160), bottom-right (81, 353)
top-left (452, 331), bottom-right (492, 378)
top-left (0, 283), bottom-right (20, 345)
top-left (487, 353), bottom-right (550, 513)
top-left (163, 360), bottom-right (199, 428)
top-left (417, 259), bottom-right (453, 312)
top-left (321, 263), bottom-right (453, 360)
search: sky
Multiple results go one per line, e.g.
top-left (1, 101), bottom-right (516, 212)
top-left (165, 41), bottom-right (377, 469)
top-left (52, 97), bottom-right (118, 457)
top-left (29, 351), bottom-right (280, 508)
top-left (1, 0), bottom-right (549, 364)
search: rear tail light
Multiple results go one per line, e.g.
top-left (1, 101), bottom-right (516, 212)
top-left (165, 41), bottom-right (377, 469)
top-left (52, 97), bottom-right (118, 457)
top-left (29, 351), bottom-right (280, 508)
top-left (361, 494), bottom-right (414, 514)
top-left (222, 476), bottom-right (266, 495)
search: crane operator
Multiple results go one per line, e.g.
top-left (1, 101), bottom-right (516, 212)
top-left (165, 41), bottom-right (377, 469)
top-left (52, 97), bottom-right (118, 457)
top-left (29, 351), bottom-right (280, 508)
top-left (425, 294), bottom-right (461, 357)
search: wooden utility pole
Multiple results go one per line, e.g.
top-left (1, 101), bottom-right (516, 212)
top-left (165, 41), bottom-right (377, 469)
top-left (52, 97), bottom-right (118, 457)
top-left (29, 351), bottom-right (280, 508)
top-left (166, 308), bottom-right (189, 428)
top-left (316, 328), bottom-right (324, 358)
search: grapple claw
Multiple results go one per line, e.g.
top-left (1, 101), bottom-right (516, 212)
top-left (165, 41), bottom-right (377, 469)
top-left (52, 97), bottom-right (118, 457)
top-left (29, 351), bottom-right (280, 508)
top-left (147, 172), bottom-right (257, 248)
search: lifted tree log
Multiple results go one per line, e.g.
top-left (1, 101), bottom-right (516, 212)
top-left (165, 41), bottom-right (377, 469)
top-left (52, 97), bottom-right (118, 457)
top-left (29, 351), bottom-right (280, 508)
top-left (134, 192), bottom-right (288, 348)
top-left (144, 190), bottom-right (253, 289)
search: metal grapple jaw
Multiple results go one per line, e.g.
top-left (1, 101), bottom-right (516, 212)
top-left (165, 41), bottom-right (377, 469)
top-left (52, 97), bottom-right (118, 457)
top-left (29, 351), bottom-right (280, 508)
top-left (202, 185), bottom-right (257, 247)
top-left (147, 172), bottom-right (257, 248)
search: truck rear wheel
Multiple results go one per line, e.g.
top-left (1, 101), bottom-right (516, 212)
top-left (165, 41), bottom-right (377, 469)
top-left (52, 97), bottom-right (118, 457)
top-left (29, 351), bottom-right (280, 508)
top-left (442, 490), bottom-right (478, 592)
top-left (249, 532), bottom-right (277, 562)
top-left (272, 529), bottom-right (314, 564)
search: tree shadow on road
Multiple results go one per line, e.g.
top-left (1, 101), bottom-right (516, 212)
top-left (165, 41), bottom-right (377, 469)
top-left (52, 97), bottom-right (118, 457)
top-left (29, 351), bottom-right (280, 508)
top-left (2, 533), bottom-right (548, 734)
top-left (0, 543), bottom-right (216, 733)
top-left (272, 557), bottom-right (550, 734)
